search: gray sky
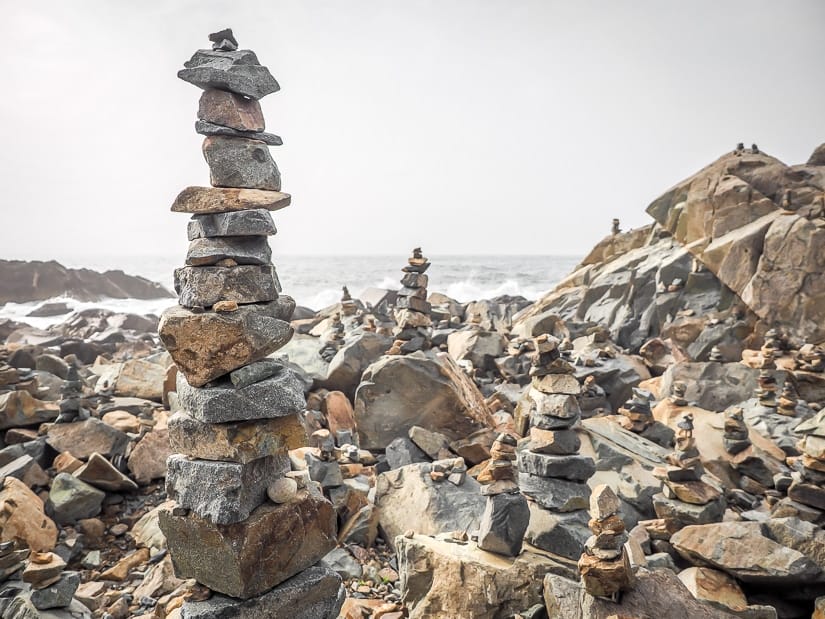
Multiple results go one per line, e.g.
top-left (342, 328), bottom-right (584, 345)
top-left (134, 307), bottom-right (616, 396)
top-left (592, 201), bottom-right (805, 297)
top-left (3, 0), bottom-right (825, 259)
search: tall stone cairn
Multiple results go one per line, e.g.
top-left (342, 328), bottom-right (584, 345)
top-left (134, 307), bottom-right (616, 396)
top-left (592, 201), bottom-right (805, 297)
top-left (157, 29), bottom-right (344, 618)
top-left (517, 334), bottom-right (595, 560)
top-left (387, 247), bottom-right (432, 354)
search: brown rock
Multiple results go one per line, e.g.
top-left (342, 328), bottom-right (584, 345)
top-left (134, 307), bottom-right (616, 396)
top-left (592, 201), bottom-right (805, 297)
top-left (0, 477), bottom-right (58, 552)
top-left (101, 410), bottom-right (142, 434)
top-left (114, 358), bottom-right (166, 401)
top-left (665, 480), bottom-right (721, 505)
top-left (128, 429), bottom-right (172, 484)
top-left (577, 551), bottom-right (634, 598)
top-left (22, 551), bottom-right (65, 585)
top-left (322, 391), bottom-right (357, 439)
top-left (158, 303), bottom-right (293, 387)
top-left (47, 418), bottom-right (129, 460)
top-left (171, 186), bottom-right (291, 215)
top-left (100, 547), bottom-right (151, 581)
top-left (527, 428), bottom-right (580, 455)
top-left (77, 518), bottom-right (107, 548)
top-left (168, 410), bottom-right (305, 463)
top-left (159, 491), bottom-right (337, 599)
top-left (53, 451), bottom-right (83, 474)
top-left (0, 390), bottom-right (58, 430)
top-left (677, 566), bottom-right (748, 613)
top-left (198, 89), bottom-right (265, 132)
top-left (75, 452), bottom-right (139, 492)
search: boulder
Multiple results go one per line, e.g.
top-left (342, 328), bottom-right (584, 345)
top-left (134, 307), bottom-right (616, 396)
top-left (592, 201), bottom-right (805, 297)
top-left (46, 419), bottom-right (129, 460)
top-left (160, 491), bottom-right (337, 599)
top-left (0, 476), bottom-right (58, 551)
top-left (321, 333), bottom-right (393, 398)
top-left (375, 463), bottom-right (485, 548)
top-left (354, 352), bottom-right (494, 451)
top-left (447, 329), bottom-right (508, 370)
top-left (658, 362), bottom-right (759, 412)
top-left (48, 473), bottom-right (105, 524)
top-left (158, 300), bottom-right (294, 387)
top-left (113, 358), bottom-right (166, 401)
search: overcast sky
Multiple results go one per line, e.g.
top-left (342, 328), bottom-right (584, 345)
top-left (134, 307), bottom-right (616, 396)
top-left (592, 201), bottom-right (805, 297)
top-left (3, 0), bottom-right (825, 260)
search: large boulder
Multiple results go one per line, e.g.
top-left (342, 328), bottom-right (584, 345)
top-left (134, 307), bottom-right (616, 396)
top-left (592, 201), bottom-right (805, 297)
top-left (447, 328), bottom-right (508, 370)
top-left (320, 332), bottom-right (392, 398)
top-left (658, 362), bottom-right (759, 412)
top-left (354, 352), bottom-right (494, 451)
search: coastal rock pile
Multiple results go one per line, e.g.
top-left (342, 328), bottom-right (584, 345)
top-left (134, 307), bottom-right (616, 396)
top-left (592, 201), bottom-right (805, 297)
top-left (387, 248), bottom-right (432, 355)
top-left (517, 334), bottom-right (595, 560)
top-left (157, 29), bottom-right (343, 617)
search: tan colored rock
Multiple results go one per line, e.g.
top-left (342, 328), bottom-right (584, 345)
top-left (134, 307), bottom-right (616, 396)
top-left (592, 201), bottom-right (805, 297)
top-left (397, 534), bottom-right (562, 619)
top-left (128, 429), bottom-right (172, 484)
top-left (22, 551), bottom-right (65, 585)
top-left (677, 566), bottom-right (748, 613)
top-left (132, 500), bottom-right (174, 552)
top-left (171, 186), bottom-right (291, 214)
top-left (0, 477), bottom-right (58, 551)
top-left (100, 547), bottom-right (151, 581)
top-left (168, 410), bottom-right (305, 463)
top-left (158, 303), bottom-right (293, 387)
top-left (113, 358), bottom-right (166, 402)
top-left (53, 451), bottom-right (83, 474)
top-left (74, 452), bottom-right (139, 492)
top-left (322, 391), bottom-right (357, 438)
top-left (47, 418), bottom-right (129, 460)
top-left (0, 390), bottom-right (58, 430)
top-left (101, 410), bottom-right (142, 434)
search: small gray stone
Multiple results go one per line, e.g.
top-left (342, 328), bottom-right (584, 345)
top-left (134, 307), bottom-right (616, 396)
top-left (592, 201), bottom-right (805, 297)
top-left (477, 492), bottom-right (530, 557)
top-left (176, 364), bottom-right (306, 423)
top-left (305, 453), bottom-right (343, 489)
top-left (175, 265), bottom-right (280, 308)
top-left (652, 492), bottom-right (726, 527)
top-left (179, 49), bottom-right (280, 100)
top-left (30, 571), bottom-right (80, 610)
top-left (48, 473), bottom-right (105, 524)
top-left (166, 454), bottom-right (289, 524)
top-left (230, 359), bottom-right (284, 389)
top-left (319, 547), bottom-right (362, 580)
top-left (518, 472), bottom-right (590, 512)
top-left (385, 437), bottom-right (430, 469)
top-left (202, 136), bottom-right (280, 191)
top-left (531, 412), bottom-right (579, 431)
top-left (517, 451), bottom-right (595, 482)
top-left (188, 209), bottom-right (277, 240)
top-left (180, 566), bottom-right (345, 619)
top-left (196, 120), bottom-right (283, 146)
top-left (589, 484), bottom-right (622, 520)
top-left (185, 236), bottom-right (272, 267)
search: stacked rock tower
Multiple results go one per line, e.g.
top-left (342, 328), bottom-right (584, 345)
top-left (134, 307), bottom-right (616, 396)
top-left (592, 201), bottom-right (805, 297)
top-left (388, 247), bottom-right (432, 354)
top-left (157, 30), bottom-right (344, 618)
top-left (517, 334), bottom-right (595, 560)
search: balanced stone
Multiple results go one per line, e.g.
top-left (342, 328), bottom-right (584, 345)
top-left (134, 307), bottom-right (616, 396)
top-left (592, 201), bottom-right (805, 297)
top-left (166, 453), bottom-right (289, 524)
top-left (518, 472), bottom-right (590, 512)
top-left (158, 300), bottom-right (294, 387)
top-left (527, 428), bottom-right (580, 455)
top-left (181, 566), bottom-right (345, 619)
top-left (179, 49), bottom-right (280, 100)
top-left (172, 186), bottom-right (291, 214)
top-left (590, 484), bottom-right (621, 520)
top-left (209, 28), bottom-right (239, 52)
top-left (198, 88), bottom-right (264, 132)
top-left (477, 492), bottom-right (530, 557)
top-left (202, 136), bottom-right (281, 191)
top-left (517, 451), bottom-right (595, 482)
top-left (400, 273), bottom-right (428, 288)
top-left (187, 209), bottom-right (277, 240)
top-left (230, 358), bottom-right (286, 388)
top-left (196, 120), bottom-right (283, 146)
top-left (176, 364), bottom-right (306, 423)
top-left (30, 570), bottom-right (80, 610)
top-left (175, 265), bottom-right (280, 308)
top-left (531, 374), bottom-right (581, 395)
top-left (159, 491), bottom-right (337, 599)
top-left (531, 390), bottom-right (580, 419)
top-left (186, 236), bottom-right (272, 267)
top-left (531, 412), bottom-right (579, 431)
top-left (168, 410), bottom-right (306, 463)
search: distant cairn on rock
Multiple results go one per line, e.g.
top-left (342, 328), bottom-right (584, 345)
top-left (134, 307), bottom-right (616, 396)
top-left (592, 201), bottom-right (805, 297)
top-left (156, 28), bottom-right (344, 618)
top-left (387, 248), bottom-right (433, 355)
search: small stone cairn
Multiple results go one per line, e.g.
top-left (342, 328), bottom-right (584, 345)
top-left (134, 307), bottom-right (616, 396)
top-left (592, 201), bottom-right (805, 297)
top-left (156, 29), bottom-right (343, 617)
top-left (55, 366), bottom-right (87, 424)
top-left (578, 484), bottom-right (635, 601)
top-left (788, 426), bottom-right (825, 514)
top-left (722, 407), bottom-right (751, 455)
top-left (516, 335), bottom-right (595, 558)
top-left (617, 387), bottom-right (655, 433)
top-left (388, 248), bottom-right (432, 354)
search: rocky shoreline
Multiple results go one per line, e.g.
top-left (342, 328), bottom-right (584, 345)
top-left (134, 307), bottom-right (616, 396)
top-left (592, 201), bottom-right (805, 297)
top-left (1, 30), bottom-right (825, 619)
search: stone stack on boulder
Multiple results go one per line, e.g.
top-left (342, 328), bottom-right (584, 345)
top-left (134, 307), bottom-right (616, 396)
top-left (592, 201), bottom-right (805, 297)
top-left (156, 29), bottom-right (343, 618)
top-left (517, 335), bottom-right (595, 560)
top-left (653, 414), bottom-right (725, 528)
top-left (617, 388), bottom-right (655, 434)
top-left (55, 366), bottom-right (87, 424)
top-left (21, 551), bottom-right (80, 612)
top-left (756, 370), bottom-right (779, 409)
top-left (798, 344), bottom-right (824, 372)
top-left (578, 485), bottom-right (636, 601)
top-left (388, 248), bottom-right (432, 355)
top-left (722, 407), bottom-right (751, 455)
top-left (787, 425), bottom-right (825, 514)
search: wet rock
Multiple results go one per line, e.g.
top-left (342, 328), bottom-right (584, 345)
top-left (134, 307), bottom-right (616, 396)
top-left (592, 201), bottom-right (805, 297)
top-left (160, 491), bottom-right (336, 599)
top-left (48, 473), bottom-right (105, 524)
top-left (175, 265), bottom-right (280, 308)
top-left (202, 136), bottom-right (281, 191)
top-left (166, 453), bottom-right (289, 524)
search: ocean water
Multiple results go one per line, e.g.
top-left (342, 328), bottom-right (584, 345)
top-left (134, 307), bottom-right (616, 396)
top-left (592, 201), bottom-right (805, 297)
top-left (0, 254), bottom-right (581, 328)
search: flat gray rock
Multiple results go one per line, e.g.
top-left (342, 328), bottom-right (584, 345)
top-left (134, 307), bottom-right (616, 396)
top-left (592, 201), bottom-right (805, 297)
top-left (185, 236), bottom-right (272, 267)
top-left (166, 453), bottom-right (289, 525)
top-left (202, 136), bottom-right (281, 191)
top-left (188, 209), bottom-right (277, 240)
top-left (518, 472), bottom-right (590, 512)
top-left (179, 49), bottom-right (280, 100)
top-left (196, 120), bottom-right (283, 146)
top-left (181, 566), bottom-right (345, 619)
top-left (517, 451), bottom-right (595, 482)
top-left (175, 265), bottom-right (280, 308)
top-left (176, 363), bottom-right (306, 423)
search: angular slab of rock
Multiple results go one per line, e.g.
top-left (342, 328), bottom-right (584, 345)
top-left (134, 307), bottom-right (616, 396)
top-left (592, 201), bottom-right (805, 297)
top-left (185, 236), bottom-right (272, 267)
top-left (531, 390), bottom-right (581, 419)
top-left (0, 390), bottom-right (58, 430)
top-left (477, 492), bottom-right (530, 556)
top-left (187, 209), bottom-right (277, 240)
top-left (168, 410), bottom-right (306, 463)
top-left (176, 363), bottom-right (306, 423)
top-left (198, 88), bottom-right (265, 132)
top-left (671, 521), bottom-right (821, 584)
top-left (517, 451), bottom-right (595, 482)
top-left (653, 492), bottom-right (726, 527)
top-left (166, 453), bottom-right (289, 525)
top-left (524, 502), bottom-right (591, 561)
top-left (518, 472), bottom-right (590, 512)
top-left (181, 565), bottom-right (345, 619)
top-left (172, 186), bottom-right (291, 214)
top-left (202, 136), bottom-right (281, 191)
top-left (677, 567), bottom-right (749, 615)
top-left (160, 491), bottom-right (336, 599)
top-left (128, 428), bottom-right (173, 484)
top-left (46, 419), bottom-right (129, 460)
top-left (531, 374), bottom-right (582, 395)
top-left (179, 49), bottom-right (280, 100)
top-left (397, 534), bottom-right (562, 619)
top-left (0, 477), bottom-right (58, 552)
top-left (196, 120), bottom-right (283, 145)
top-left (175, 265), bottom-right (280, 308)
top-left (762, 517), bottom-right (825, 571)
top-left (74, 452), bottom-right (138, 492)
top-left (158, 301), bottom-right (294, 387)
top-left (527, 428), bottom-right (581, 455)
top-left (48, 473), bottom-right (105, 524)
top-left (30, 570), bottom-right (81, 610)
